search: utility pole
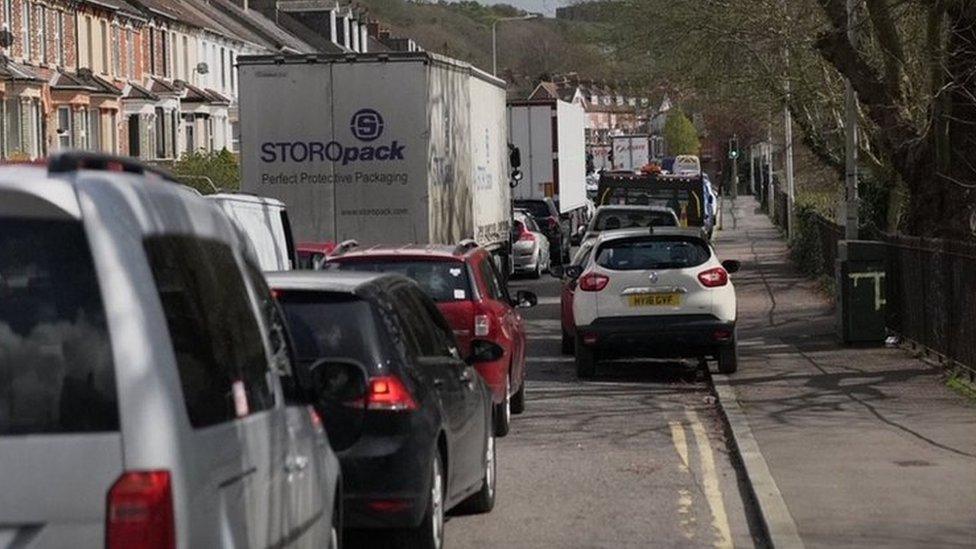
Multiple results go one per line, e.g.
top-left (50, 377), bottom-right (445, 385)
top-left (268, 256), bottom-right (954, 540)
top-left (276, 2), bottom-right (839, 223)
top-left (731, 134), bottom-right (739, 200)
top-left (781, 0), bottom-right (796, 238)
top-left (767, 119), bottom-right (775, 219)
top-left (749, 143), bottom-right (756, 196)
top-left (842, 0), bottom-right (859, 240)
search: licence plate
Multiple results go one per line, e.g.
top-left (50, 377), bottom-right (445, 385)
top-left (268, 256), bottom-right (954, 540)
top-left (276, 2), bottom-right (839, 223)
top-left (628, 293), bottom-right (681, 307)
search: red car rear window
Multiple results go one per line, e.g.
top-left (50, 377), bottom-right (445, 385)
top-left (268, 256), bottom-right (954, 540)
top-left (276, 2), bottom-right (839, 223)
top-left (329, 259), bottom-right (473, 302)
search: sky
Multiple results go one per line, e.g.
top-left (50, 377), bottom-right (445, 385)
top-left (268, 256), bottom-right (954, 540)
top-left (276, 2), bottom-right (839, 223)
top-left (459, 0), bottom-right (576, 17)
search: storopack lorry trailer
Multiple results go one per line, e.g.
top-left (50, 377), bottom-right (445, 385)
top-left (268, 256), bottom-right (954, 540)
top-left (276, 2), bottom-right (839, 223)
top-left (237, 52), bottom-right (512, 271)
top-left (506, 99), bottom-right (587, 216)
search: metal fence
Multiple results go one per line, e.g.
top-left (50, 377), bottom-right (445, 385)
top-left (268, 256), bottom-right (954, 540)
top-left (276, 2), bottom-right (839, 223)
top-left (885, 236), bottom-right (976, 378)
top-left (812, 213), bottom-right (843, 277)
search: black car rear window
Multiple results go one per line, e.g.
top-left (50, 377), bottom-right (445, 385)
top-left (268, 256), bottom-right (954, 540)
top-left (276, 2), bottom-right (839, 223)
top-left (276, 291), bottom-right (383, 368)
top-left (596, 238), bottom-right (710, 271)
top-left (329, 260), bottom-right (473, 302)
top-left (515, 200), bottom-right (552, 219)
top-left (593, 210), bottom-right (677, 231)
top-left (0, 217), bottom-right (118, 435)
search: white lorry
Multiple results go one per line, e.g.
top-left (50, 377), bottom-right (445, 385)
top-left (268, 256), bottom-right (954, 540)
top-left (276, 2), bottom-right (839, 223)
top-left (506, 99), bottom-right (587, 215)
top-left (237, 52), bottom-right (512, 273)
top-left (611, 134), bottom-right (651, 172)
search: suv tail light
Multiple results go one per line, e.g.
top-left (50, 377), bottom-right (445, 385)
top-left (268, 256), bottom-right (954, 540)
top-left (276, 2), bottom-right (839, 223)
top-left (579, 272), bottom-right (610, 292)
top-left (474, 314), bottom-right (490, 337)
top-left (366, 376), bottom-right (417, 411)
top-left (518, 224), bottom-right (536, 242)
top-left (698, 267), bottom-right (729, 287)
top-left (106, 471), bottom-right (175, 549)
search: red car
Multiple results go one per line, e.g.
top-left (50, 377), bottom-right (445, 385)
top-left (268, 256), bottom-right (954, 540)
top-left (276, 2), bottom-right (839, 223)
top-left (557, 240), bottom-right (596, 355)
top-left (325, 242), bottom-right (537, 436)
top-left (297, 241), bottom-right (336, 269)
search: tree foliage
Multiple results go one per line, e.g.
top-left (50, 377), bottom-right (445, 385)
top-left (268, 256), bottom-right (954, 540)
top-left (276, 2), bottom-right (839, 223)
top-left (608, 0), bottom-right (976, 239)
top-left (172, 150), bottom-right (240, 194)
top-left (663, 109), bottom-right (701, 155)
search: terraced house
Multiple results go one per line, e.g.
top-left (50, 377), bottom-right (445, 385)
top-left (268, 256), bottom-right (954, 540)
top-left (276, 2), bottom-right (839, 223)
top-left (0, 0), bottom-right (381, 161)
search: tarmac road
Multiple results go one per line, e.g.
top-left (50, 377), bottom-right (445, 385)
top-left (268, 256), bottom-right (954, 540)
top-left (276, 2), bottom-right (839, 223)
top-left (445, 273), bottom-right (760, 549)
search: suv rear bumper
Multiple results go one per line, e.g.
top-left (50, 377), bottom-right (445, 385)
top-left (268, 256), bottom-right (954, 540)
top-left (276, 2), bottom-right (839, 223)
top-left (576, 315), bottom-right (735, 358)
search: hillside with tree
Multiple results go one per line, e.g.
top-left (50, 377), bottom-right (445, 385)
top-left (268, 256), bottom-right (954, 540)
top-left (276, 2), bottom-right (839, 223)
top-left (358, 0), bottom-right (624, 97)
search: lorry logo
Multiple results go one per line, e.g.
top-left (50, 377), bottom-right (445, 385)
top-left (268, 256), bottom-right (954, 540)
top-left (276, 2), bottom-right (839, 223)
top-left (351, 109), bottom-right (384, 142)
top-left (259, 108), bottom-right (404, 165)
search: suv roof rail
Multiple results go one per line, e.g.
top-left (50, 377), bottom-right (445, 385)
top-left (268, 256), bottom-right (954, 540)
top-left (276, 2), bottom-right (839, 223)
top-left (47, 151), bottom-right (180, 183)
top-left (453, 239), bottom-right (478, 255)
top-left (331, 239), bottom-right (360, 256)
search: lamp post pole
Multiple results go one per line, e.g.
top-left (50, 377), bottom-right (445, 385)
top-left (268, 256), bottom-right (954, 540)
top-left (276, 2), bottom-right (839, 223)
top-left (492, 14), bottom-right (541, 76)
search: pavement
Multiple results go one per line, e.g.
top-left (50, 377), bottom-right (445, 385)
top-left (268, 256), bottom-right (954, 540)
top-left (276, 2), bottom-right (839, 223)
top-left (445, 275), bottom-right (760, 548)
top-left (713, 195), bottom-right (976, 548)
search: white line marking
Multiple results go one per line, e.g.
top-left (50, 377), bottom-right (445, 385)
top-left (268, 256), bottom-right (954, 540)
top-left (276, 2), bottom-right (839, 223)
top-left (686, 409), bottom-right (734, 549)
top-left (526, 357), bottom-right (574, 363)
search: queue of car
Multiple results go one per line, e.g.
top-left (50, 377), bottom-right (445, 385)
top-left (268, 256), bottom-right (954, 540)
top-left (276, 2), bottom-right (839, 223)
top-left (0, 153), bottom-right (518, 549)
top-left (0, 150), bottom-right (739, 549)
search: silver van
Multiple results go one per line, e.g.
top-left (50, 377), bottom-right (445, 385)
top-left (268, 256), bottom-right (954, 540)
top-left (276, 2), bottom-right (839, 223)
top-left (0, 153), bottom-right (340, 548)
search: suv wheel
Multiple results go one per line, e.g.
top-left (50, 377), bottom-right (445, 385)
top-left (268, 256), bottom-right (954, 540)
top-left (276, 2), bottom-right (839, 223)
top-left (561, 330), bottom-right (574, 355)
top-left (494, 374), bottom-right (511, 437)
top-left (511, 378), bottom-right (525, 415)
top-left (458, 432), bottom-right (496, 514)
top-left (718, 339), bottom-right (738, 374)
top-left (404, 453), bottom-right (445, 549)
top-left (575, 337), bottom-right (597, 379)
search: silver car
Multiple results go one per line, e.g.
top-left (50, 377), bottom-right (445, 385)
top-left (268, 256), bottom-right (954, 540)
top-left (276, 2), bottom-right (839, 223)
top-left (0, 153), bottom-right (340, 549)
top-left (513, 209), bottom-right (551, 278)
top-left (577, 205), bottom-right (680, 246)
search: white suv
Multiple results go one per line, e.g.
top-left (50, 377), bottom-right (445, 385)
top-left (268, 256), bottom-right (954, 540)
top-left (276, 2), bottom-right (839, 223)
top-left (568, 227), bottom-right (740, 377)
top-left (0, 153), bottom-right (340, 548)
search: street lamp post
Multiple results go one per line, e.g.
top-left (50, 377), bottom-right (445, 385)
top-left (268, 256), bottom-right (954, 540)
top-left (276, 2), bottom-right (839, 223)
top-left (492, 14), bottom-right (541, 76)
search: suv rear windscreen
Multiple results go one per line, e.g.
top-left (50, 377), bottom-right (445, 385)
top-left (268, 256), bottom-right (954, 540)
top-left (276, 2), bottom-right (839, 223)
top-left (515, 200), bottom-right (552, 219)
top-left (0, 217), bottom-right (118, 435)
top-left (275, 291), bottom-right (384, 368)
top-left (329, 260), bottom-right (473, 302)
top-left (596, 238), bottom-right (710, 271)
top-left (593, 210), bottom-right (677, 231)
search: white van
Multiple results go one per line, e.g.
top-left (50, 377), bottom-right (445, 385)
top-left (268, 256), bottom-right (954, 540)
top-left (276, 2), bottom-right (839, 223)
top-left (209, 193), bottom-right (297, 271)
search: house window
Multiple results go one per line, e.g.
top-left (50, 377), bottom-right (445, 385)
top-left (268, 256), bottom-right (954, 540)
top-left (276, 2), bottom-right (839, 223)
top-left (126, 29), bottom-right (134, 79)
top-left (57, 106), bottom-right (72, 149)
top-left (220, 47), bottom-right (225, 89)
top-left (170, 110), bottom-right (177, 157)
top-left (100, 20), bottom-right (108, 73)
top-left (180, 35), bottom-right (187, 80)
top-left (56, 11), bottom-right (64, 66)
top-left (148, 27), bottom-right (155, 74)
top-left (229, 51), bottom-right (235, 93)
top-left (39, 5), bottom-right (46, 63)
top-left (168, 32), bottom-right (175, 78)
top-left (22, 1), bottom-right (31, 60)
top-left (3, 1), bottom-right (11, 34)
top-left (89, 109), bottom-right (102, 151)
top-left (4, 98), bottom-right (21, 156)
top-left (184, 118), bottom-right (194, 154)
top-left (160, 31), bottom-right (168, 77)
top-left (78, 107), bottom-right (89, 149)
top-left (154, 107), bottom-right (165, 158)
top-left (85, 17), bottom-right (93, 69)
top-left (112, 26), bottom-right (120, 77)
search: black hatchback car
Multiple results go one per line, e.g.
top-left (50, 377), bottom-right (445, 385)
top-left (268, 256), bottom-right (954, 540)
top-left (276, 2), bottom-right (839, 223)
top-left (267, 271), bottom-right (497, 549)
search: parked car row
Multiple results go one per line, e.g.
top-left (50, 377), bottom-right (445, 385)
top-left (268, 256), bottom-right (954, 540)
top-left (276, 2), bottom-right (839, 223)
top-left (0, 153), bottom-right (522, 549)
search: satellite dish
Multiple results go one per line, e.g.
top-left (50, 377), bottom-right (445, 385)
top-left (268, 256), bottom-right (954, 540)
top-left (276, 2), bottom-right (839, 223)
top-left (195, 62), bottom-right (209, 75)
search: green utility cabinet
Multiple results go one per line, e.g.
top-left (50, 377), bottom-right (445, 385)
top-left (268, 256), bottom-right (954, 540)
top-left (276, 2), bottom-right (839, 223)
top-left (836, 240), bottom-right (887, 344)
